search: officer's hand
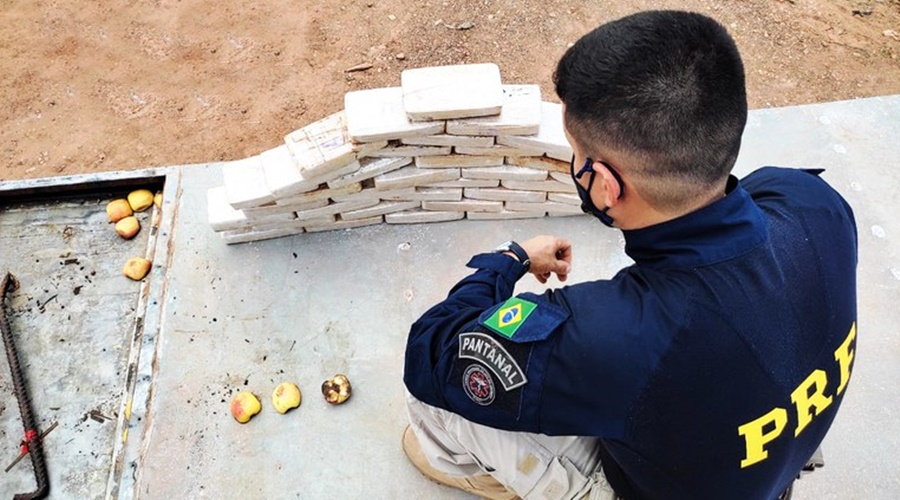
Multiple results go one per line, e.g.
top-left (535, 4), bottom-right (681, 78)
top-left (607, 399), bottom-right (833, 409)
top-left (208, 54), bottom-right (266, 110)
top-left (520, 235), bottom-right (572, 284)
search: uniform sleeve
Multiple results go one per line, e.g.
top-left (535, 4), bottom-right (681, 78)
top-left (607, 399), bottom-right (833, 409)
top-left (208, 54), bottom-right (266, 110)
top-left (403, 253), bottom-right (526, 406)
top-left (404, 252), bottom-right (577, 433)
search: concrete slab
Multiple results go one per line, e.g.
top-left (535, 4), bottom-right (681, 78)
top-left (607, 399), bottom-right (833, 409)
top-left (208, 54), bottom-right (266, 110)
top-left (401, 63), bottom-right (503, 121)
top-left (1, 95), bottom-right (898, 500)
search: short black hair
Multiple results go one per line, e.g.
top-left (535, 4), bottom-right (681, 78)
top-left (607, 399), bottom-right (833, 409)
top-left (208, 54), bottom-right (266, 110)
top-left (555, 11), bottom-right (747, 209)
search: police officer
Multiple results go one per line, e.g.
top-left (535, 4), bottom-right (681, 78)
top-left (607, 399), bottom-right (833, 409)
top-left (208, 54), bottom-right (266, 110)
top-left (403, 10), bottom-right (858, 500)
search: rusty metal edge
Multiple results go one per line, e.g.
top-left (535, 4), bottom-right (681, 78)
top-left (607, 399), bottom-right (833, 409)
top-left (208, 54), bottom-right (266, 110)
top-left (0, 167), bottom-right (183, 205)
top-left (92, 167), bottom-right (183, 500)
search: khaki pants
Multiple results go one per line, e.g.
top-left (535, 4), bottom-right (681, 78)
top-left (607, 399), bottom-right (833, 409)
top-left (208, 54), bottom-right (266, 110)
top-left (406, 392), bottom-right (617, 500)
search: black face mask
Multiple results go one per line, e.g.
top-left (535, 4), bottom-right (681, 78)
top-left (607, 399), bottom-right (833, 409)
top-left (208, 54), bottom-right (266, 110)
top-left (570, 156), bottom-right (625, 228)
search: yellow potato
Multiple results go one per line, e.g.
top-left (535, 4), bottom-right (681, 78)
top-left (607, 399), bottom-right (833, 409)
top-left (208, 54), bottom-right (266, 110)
top-left (128, 189), bottom-right (154, 212)
top-left (115, 216), bottom-right (141, 239)
top-left (122, 257), bottom-right (152, 281)
top-left (106, 199), bottom-right (133, 223)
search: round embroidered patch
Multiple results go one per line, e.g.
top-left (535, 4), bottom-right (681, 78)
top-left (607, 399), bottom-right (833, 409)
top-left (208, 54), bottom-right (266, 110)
top-left (463, 364), bottom-right (495, 406)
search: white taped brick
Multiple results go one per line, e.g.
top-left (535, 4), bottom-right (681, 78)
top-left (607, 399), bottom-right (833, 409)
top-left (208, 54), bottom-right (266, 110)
top-left (294, 198), bottom-right (380, 221)
top-left (506, 201), bottom-right (583, 214)
top-left (401, 134), bottom-right (494, 148)
top-left (547, 192), bottom-right (582, 206)
top-left (243, 199), bottom-right (329, 218)
top-left (548, 171), bottom-right (571, 184)
top-left (327, 156), bottom-right (412, 189)
top-left (345, 87), bottom-right (445, 143)
top-left (464, 187), bottom-right (546, 203)
top-left (425, 178), bottom-right (500, 188)
top-left (368, 145), bottom-right (451, 158)
top-left (221, 224), bottom-right (306, 245)
top-left (506, 155), bottom-right (570, 173)
top-left (208, 186), bottom-right (296, 232)
top-left (455, 145), bottom-right (541, 157)
top-left (383, 187), bottom-right (462, 202)
top-left (385, 209), bottom-right (465, 224)
top-left (466, 210), bottom-right (546, 221)
top-left (260, 145), bottom-right (301, 197)
top-left (445, 84), bottom-right (541, 136)
top-left (332, 186), bottom-right (417, 203)
top-left (269, 159), bottom-right (362, 198)
top-left (223, 156), bottom-right (275, 209)
top-left (501, 179), bottom-right (576, 193)
top-left (415, 155), bottom-right (504, 169)
top-left (274, 182), bottom-right (363, 206)
top-left (422, 199), bottom-right (503, 213)
top-left (355, 140), bottom-right (390, 158)
top-left (283, 111), bottom-right (362, 179)
top-left (341, 200), bottom-right (421, 221)
top-left (402, 63), bottom-right (503, 121)
top-left (304, 215), bottom-right (385, 233)
top-left (496, 101), bottom-right (573, 161)
top-left (374, 166), bottom-right (460, 190)
top-left (461, 166), bottom-right (548, 182)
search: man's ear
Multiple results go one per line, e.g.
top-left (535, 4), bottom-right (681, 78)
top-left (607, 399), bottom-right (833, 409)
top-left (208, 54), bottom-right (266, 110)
top-left (594, 161), bottom-right (622, 207)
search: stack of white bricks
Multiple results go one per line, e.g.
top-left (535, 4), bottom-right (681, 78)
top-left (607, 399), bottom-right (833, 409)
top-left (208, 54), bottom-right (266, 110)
top-left (208, 63), bottom-right (583, 244)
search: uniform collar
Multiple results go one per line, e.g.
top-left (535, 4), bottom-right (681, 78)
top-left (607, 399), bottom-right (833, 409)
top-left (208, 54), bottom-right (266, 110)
top-left (622, 176), bottom-right (767, 269)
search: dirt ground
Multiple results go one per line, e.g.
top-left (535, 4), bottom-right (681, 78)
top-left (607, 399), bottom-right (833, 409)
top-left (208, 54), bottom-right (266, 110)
top-left (2, 0), bottom-right (899, 181)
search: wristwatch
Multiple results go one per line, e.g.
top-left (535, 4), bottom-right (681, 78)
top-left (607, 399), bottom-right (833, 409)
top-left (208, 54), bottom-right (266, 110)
top-left (493, 240), bottom-right (531, 271)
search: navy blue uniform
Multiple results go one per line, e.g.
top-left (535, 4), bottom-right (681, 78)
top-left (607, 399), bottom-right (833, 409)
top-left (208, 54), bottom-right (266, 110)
top-left (404, 167), bottom-right (858, 499)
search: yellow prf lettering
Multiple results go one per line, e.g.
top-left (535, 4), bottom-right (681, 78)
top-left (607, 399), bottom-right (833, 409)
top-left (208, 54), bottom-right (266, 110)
top-left (738, 407), bottom-right (788, 468)
top-left (834, 322), bottom-right (856, 396)
top-left (790, 369), bottom-right (833, 437)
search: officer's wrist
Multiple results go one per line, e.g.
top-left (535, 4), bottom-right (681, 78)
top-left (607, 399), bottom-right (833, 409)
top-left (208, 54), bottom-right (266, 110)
top-left (492, 241), bottom-right (531, 271)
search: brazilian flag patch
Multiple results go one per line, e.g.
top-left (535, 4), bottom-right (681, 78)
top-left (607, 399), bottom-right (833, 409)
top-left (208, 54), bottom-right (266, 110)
top-left (483, 297), bottom-right (538, 339)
